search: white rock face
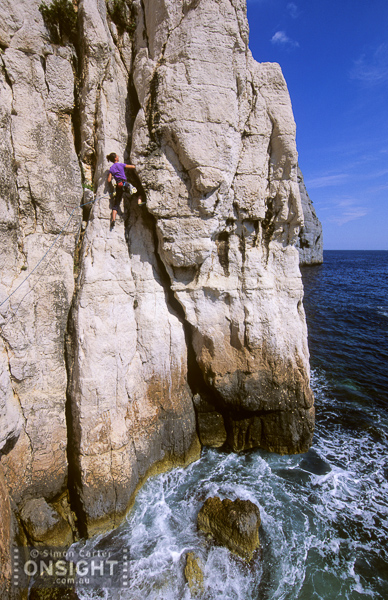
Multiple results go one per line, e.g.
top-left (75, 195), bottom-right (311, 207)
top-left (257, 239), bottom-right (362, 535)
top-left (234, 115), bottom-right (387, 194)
top-left (132, 0), bottom-right (314, 453)
top-left (0, 0), bottom-right (314, 559)
top-left (297, 167), bottom-right (323, 265)
top-left (68, 207), bottom-right (199, 534)
top-left (0, 0), bottom-right (81, 515)
top-left (64, 0), bottom-right (199, 535)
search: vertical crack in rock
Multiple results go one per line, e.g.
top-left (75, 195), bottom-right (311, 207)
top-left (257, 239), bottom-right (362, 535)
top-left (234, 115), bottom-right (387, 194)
top-left (139, 0), bottom-right (150, 53)
top-left (125, 74), bottom-right (141, 160)
top-left (62, 3), bottom-right (117, 539)
top-left (227, 0), bottom-right (249, 47)
top-left (216, 231), bottom-right (230, 277)
top-left (132, 205), bottom-right (224, 441)
top-left (64, 302), bottom-right (88, 539)
top-left (71, 55), bottom-right (82, 161)
top-left (27, 181), bottom-right (39, 232)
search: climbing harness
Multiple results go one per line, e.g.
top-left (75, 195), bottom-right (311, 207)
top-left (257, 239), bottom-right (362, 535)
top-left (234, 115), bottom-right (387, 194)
top-left (112, 181), bottom-right (138, 202)
top-left (116, 181), bottom-right (137, 195)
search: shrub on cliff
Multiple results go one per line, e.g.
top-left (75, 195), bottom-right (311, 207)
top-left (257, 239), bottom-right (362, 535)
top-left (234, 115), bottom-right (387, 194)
top-left (39, 0), bottom-right (78, 45)
top-left (106, 0), bottom-right (136, 36)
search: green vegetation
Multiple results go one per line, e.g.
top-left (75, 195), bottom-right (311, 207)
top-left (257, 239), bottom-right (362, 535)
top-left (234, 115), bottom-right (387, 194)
top-left (39, 0), bottom-right (78, 45)
top-left (82, 182), bottom-right (94, 191)
top-left (106, 0), bottom-right (136, 36)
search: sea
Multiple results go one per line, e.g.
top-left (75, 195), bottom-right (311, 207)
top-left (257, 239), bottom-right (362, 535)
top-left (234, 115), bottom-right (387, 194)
top-left (73, 250), bottom-right (388, 600)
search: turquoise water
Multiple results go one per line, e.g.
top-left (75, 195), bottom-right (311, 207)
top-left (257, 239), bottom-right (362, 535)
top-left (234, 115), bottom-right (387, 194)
top-left (74, 251), bottom-right (388, 600)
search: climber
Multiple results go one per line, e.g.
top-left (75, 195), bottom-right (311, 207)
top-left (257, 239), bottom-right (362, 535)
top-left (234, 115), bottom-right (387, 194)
top-left (106, 152), bottom-right (145, 227)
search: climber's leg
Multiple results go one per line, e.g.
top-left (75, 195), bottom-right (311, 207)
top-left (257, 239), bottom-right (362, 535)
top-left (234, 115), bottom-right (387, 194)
top-left (111, 185), bottom-right (123, 225)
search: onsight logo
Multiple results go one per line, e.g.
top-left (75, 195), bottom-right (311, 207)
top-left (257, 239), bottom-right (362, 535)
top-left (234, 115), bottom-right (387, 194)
top-left (11, 546), bottom-right (130, 589)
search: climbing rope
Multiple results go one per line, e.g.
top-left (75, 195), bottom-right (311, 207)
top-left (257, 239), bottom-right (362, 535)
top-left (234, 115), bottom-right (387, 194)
top-left (0, 194), bottom-right (109, 330)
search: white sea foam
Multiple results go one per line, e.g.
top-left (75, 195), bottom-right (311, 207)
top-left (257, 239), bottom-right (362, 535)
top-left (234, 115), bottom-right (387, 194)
top-left (75, 369), bottom-right (388, 600)
top-left (377, 305), bottom-right (388, 318)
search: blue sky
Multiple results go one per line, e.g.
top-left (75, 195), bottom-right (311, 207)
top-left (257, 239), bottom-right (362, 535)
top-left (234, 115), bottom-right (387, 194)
top-left (246, 0), bottom-right (388, 249)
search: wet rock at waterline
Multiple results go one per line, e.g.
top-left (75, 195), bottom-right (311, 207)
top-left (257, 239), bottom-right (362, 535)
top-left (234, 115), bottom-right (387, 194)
top-left (197, 411), bottom-right (227, 448)
top-left (29, 571), bottom-right (80, 600)
top-left (19, 497), bottom-right (73, 547)
top-left (184, 552), bottom-right (205, 597)
top-left (197, 497), bottom-right (261, 561)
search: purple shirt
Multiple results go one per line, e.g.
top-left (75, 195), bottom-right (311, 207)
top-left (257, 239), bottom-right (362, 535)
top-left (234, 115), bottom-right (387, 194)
top-left (109, 162), bottom-right (127, 182)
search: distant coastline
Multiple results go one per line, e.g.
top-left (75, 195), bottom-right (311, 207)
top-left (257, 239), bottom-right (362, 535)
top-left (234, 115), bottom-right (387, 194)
top-left (323, 249), bottom-right (388, 252)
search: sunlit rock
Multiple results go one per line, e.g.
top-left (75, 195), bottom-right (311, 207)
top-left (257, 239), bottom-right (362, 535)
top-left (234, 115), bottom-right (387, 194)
top-left (184, 552), bottom-right (205, 596)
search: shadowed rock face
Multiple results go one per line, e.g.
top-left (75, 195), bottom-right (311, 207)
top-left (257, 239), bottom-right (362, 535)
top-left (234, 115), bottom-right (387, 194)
top-left (0, 0), bottom-right (314, 566)
top-left (297, 167), bottom-right (323, 265)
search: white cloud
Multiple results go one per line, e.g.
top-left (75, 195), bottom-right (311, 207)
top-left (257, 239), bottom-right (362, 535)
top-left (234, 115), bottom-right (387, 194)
top-left (374, 168), bottom-right (388, 178)
top-left (306, 174), bottom-right (349, 189)
top-left (366, 182), bottom-right (388, 193)
top-left (320, 197), bottom-right (368, 226)
top-left (329, 207), bottom-right (368, 226)
top-left (306, 165), bottom-right (388, 191)
top-left (350, 43), bottom-right (388, 85)
top-left (271, 30), bottom-right (299, 48)
top-left (287, 2), bottom-right (299, 18)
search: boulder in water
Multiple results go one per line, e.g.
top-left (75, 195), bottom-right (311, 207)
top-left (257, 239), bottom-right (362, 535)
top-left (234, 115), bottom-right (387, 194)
top-left (184, 552), bottom-right (205, 596)
top-left (197, 497), bottom-right (261, 561)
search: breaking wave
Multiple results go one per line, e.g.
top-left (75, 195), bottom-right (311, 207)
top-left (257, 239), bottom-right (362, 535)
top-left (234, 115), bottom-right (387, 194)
top-left (74, 368), bottom-right (388, 600)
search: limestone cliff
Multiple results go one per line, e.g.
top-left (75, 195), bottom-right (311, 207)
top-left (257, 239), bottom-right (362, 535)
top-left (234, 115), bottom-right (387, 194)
top-left (0, 0), bottom-right (314, 593)
top-left (297, 166), bottom-right (323, 265)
